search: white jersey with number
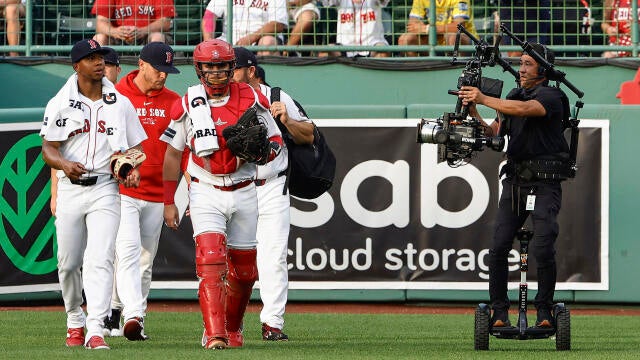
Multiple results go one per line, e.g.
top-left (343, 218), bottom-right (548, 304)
top-left (322, 0), bottom-right (390, 56)
top-left (206, 0), bottom-right (289, 44)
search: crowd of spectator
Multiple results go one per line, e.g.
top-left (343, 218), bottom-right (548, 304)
top-left (0, 1), bottom-right (637, 58)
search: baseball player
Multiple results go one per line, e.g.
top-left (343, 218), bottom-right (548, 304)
top-left (201, 0), bottom-right (288, 55)
top-left (232, 47), bottom-right (314, 341)
top-left (101, 42), bottom-right (181, 340)
top-left (161, 39), bottom-right (283, 350)
top-left (40, 39), bottom-right (147, 350)
top-left (50, 46), bottom-right (121, 217)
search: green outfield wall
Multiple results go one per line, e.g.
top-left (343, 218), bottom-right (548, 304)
top-left (0, 61), bottom-right (638, 304)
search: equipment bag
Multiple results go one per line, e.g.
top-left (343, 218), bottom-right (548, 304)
top-left (270, 87), bottom-right (336, 199)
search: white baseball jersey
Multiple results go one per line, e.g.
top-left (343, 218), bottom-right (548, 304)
top-left (322, 0), bottom-right (390, 57)
top-left (255, 84), bottom-right (311, 180)
top-left (41, 82), bottom-right (146, 178)
top-left (205, 0), bottom-right (289, 44)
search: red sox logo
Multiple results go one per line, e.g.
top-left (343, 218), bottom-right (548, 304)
top-left (165, 51), bottom-right (173, 65)
top-left (88, 39), bottom-right (98, 49)
top-left (191, 96), bottom-right (207, 108)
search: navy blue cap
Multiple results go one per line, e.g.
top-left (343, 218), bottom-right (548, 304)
top-left (140, 42), bottom-right (180, 74)
top-left (71, 39), bottom-right (109, 63)
top-left (234, 47), bottom-right (257, 68)
top-left (103, 47), bottom-right (119, 65)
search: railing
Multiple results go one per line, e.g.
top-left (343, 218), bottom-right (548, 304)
top-left (0, 0), bottom-right (637, 58)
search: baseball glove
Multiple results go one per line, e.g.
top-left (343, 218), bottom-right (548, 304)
top-left (222, 105), bottom-right (260, 141)
top-left (110, 148), bottom-right (146, 182)
top-left (226, 125), bottom-right (270, 164)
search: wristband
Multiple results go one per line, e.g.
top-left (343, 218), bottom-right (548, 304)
top-left (163, 180), bottom-right (178, 205)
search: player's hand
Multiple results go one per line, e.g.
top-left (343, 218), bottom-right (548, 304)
top-left (163, 204), bottom-right (180, 230)
top-left (270, 101), bottom-right (289, 124)
top-left (122, 168), bottom-right (141, 188)
top-left (62, 161), bottom-right (87, 181)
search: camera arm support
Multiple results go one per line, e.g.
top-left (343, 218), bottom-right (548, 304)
top-left (453, 23), bottom-right (520, 81)
top-left (500, 23), bottom-right (584, 98)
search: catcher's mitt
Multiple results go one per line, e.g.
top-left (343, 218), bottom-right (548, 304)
top-left (222, 105), bottom-right (260, 141)
top-left (226, 125), bottom-right (270, 164)
top-left (110, 148), bottom-right (146, 182)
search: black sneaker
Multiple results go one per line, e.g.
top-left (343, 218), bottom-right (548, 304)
top-left (103, 308), bottom-right (122, 337)
top-left (262, 323), bottom-right (289, 341)
top-left (490, 309), bottom-right (511, 328)
top-left (535, 308), bottom-right (554, 328)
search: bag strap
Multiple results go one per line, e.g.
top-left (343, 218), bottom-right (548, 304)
top-left (269, 86), bottom-right (290, 196)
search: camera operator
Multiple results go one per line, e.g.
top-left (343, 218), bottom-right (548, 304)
top-left (458, 43), bottom-right (571, 329)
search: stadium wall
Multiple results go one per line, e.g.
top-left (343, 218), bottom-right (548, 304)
top-left (0, 62), bottom-right (638, 304)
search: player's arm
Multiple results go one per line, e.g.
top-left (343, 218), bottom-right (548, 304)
top-left (202, 9), bottom-right (217, 40)
top-left (163, 144), bottom-right (183, 230)
top-left (41, 139), bottom-right (87, 181)
top-left (50, 168), bottom-right (58, 216)
top-left (270, 101), bottom-right (314, 145)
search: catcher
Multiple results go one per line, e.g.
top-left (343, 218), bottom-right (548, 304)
top-left (160, 39), bottom-right (283, 350)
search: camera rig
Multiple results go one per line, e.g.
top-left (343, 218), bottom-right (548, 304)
top-left (417, 23), bottom-right (584, 174)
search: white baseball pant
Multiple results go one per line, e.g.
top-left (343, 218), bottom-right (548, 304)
top-left (255, 175), bottom-right (290, 330)
top-left (188, 181), bottom-right (259, 249)
top-left (55, 177), bottom-right (119, 340)
top-left (112, 195), bottom-right (164, 319)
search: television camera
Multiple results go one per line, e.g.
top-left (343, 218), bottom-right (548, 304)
top-left (417, 23), bottom-right (584, 171)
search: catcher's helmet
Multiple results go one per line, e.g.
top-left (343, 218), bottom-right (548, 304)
top-left (193, 39), bottom-right (236, 97)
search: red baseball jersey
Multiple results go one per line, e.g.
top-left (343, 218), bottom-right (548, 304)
top-left (116, 70), bottom-right (180, 202)
top-left (92, 0), bottom-right (176, 28)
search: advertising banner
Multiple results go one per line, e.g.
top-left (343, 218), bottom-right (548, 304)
top-left (0, 119), bottom-right (608, 294)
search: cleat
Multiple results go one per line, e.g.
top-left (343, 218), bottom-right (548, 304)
top-left (85, 335), bottom-right (110, 350)
top-left (262, 323), bottom-right (289, 341)
top-left (201, 330), bottom-right (227, 350)
top-left (228, 330), bottom-right (243, 347)
top-left (205, 338), bottom-right (227, 350)
top-left (123, 317), bottom-right (148, 341)
top-left (66, 327), bottom-right (85, 347)
top-left (103, 308), bottom-right (122, 337)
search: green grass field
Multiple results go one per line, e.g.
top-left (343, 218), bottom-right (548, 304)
top-left (1, 310), bottom-right (639, 359)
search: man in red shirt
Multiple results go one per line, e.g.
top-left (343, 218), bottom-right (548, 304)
top-left (91, 0), bottom-right (176, 45)
top-left (102, 42), bottom-right (181, 341)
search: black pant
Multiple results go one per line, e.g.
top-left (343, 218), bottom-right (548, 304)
top-left (489, 178), bottom-right (562, 312)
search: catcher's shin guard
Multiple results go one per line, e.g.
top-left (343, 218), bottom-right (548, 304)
top-left (225, 248), bottom-right (258, 334)
top-left (195, 232), bottom-right (228, 344)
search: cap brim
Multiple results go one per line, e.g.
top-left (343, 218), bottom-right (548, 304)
top-left (73, 48), bottom-right (110, 63)
top-left (151, 64), bottom-right (180, 74)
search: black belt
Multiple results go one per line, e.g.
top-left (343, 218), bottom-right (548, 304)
top-left (254, 170), bottom-right (286, 187)
top-left (70, 176), bottom-right (99, 186)
top-left (191, 177), bottom-right (253, 191)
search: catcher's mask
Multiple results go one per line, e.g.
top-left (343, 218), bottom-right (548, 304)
top-left (193, 39), bottom-right (236, 98)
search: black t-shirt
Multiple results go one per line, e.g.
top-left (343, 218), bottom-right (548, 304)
top-left (502, 84), bottom-right (570, 161)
